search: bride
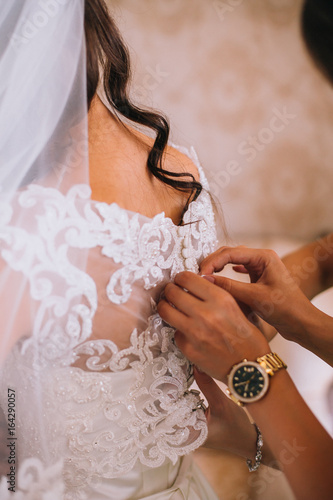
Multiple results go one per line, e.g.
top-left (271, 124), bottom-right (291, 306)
top-left (0, 1), bottom-right (219, 498)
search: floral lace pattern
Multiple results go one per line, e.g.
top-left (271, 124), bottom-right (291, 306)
top-left (0, 146), bottom-right (218, 497)
top-left (43, 314), bottom-right (208, 487)
top-left (90, 183), bottom-right (214, 306)
top-left (0, 148), bottom-right (216, 366)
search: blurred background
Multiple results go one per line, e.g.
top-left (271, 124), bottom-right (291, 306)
top-left (107, 1), bottom-right (333, 498)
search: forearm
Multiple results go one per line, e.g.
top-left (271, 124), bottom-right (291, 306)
top-left (282, 235), bottom-right (333, 300)
top-left (271, 279), bottom-right (333, 366)
top-left (296, 305), bottom-right (333, 366)
top-left (275, 238), bottom-right (333, 364)
top-left (247, 370), bottom-right (333, 500)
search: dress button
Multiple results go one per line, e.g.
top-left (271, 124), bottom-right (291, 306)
top-left (182, 248), bottom-right (191, 259)
top-left (185, 258), bottom-right (193, 269)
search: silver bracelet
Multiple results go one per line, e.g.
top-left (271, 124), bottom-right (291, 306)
top-left (246, 424), bottom-right (263, 472)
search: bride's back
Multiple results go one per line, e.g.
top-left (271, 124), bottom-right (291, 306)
top-left (85, 95), bottom-right (203, 353)
top-left (88, 95), bottom-right (199, 226)
top-left (0, 98), bottom-right (202, 359)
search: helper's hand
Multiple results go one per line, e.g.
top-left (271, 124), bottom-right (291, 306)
top-left (199, 246), bottom-right (318, 343)
top-left (157, 271), bottom-right (270, 383)
top-left (194, 368), bottom-right (258, 461)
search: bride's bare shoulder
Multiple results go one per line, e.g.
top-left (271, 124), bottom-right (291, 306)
top-left (133, 129), bottom-right (201, 182)
top-left (164, 143), bottom-right (201, 182)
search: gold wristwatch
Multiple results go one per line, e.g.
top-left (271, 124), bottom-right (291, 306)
top-left (227, 353), bottom-right (287, 406)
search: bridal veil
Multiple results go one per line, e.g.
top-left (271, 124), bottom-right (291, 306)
top-left (0, 0), bottom-right (91, 495)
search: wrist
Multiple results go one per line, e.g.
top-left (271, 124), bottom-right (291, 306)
top-left (298, 307), bottom-right (333, 363)
top-left (277, 299), bottom-right (318, 343)
top-left (226, 352), bottom-right (287, 407)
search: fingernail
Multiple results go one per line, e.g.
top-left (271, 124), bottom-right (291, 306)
top-left (202, 275), bottom-right (215, 284)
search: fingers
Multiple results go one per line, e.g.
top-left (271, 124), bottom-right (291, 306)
top-left (233, 265), bottom-right (249, 274)
top-left (157, 299), bottom-right (191, 332)
top-left (199, 246), bottom-right (274, 278)
top-left (199, 246), bottom-right (252, 275)
top-left (163, 282), bottom-right (202, 316)
top-left (212, 275), bottom-right (257, 309)
top-left (174, 271), bottom-right (230, 302)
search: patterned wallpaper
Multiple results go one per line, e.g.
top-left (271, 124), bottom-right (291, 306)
top-left (108, 0), bottom-right (333, 240)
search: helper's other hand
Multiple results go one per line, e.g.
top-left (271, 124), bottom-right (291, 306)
top-left (199, 246), bottom-right (318, 344)
top-left (194, 367), bottom-right (259, 461)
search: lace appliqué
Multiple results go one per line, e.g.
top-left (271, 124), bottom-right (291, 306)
top-left (47, 313), bottom-right (207, 484)
top-left (96, 143), bottom-right (216, 305)
top-left (95, 186), bottom-right (215, 305)
top-left (0, 184), bottom-right (98, 366)
top-left (0, 151), bottom-right (217, 365)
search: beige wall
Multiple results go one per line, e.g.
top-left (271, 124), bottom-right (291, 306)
top-left (104, 4), bottom-right (333, 497)
top-left (109, 0), bottom-right (333, 241)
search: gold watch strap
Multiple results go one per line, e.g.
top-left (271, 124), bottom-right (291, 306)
top-left (226, 390), bottom-right (244, 407)
top-left (256, 352), bottom-right (287, 376)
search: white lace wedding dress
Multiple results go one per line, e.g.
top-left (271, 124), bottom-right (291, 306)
top-left (0, 146), bottom-right (219, 500)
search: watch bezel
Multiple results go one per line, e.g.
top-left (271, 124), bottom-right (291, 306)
top-left (228, 360), bottom-right (269, 404)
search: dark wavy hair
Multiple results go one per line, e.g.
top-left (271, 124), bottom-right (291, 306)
top-left (84, 0), bottom-right (202, 224)
top-left (302, 0), bottom-right (333, 84)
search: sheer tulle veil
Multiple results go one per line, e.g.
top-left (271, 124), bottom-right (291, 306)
top-left (0, 0), bottom-right (90, 495)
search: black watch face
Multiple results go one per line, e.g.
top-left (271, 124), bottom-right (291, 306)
top-left (230, 362), bottom-right (269, 403)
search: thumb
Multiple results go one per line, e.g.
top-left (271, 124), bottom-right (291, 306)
top-left (194, 367), bottom-right (227, 410)
top-left (211, 275), bottom-right (258, 309)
